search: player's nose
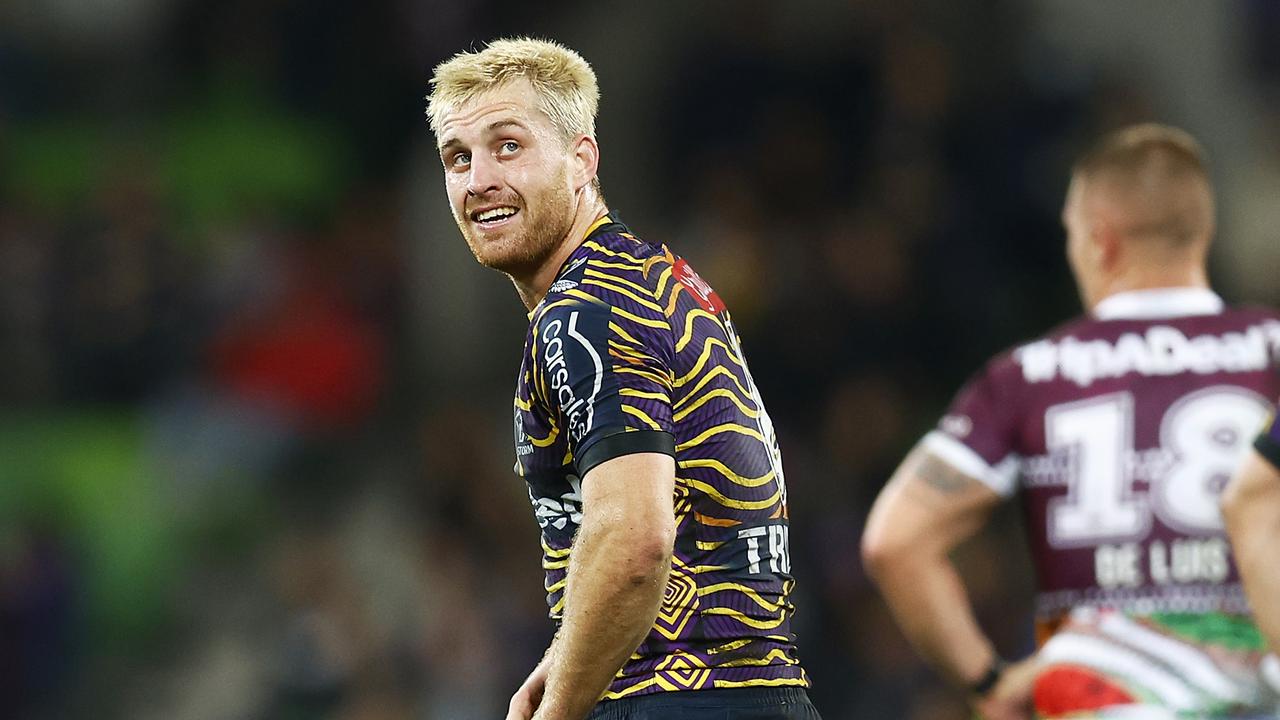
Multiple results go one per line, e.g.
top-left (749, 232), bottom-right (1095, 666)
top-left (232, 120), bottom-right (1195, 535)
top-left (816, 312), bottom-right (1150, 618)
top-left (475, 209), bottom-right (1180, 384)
top-left (466, 153), bottom-right (502, 197)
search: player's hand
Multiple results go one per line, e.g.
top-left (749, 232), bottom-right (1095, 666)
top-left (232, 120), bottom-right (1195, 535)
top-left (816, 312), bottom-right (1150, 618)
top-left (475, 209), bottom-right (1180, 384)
top-left (971, 657), bottom-right (1040, 720)
top-left (506, 653), bottom-right (553, 720)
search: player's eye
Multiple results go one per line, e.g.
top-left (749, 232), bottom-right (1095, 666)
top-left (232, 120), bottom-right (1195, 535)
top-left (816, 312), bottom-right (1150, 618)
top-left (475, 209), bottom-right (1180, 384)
top-left (448, 152), bottom-right (470, 169)
top-left (499, 140), bottom-right (520, 155)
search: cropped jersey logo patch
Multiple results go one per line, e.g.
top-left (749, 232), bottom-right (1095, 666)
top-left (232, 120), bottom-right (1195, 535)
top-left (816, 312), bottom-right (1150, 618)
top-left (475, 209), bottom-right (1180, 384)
top-left (548, 279), bottom-right (578, 294)
top-left (673, 258), bottom-right (726, 314)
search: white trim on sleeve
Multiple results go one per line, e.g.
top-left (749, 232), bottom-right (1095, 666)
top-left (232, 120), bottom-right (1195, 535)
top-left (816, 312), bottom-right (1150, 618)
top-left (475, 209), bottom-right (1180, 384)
top-left (920, 431), bottom-right (1020, 498)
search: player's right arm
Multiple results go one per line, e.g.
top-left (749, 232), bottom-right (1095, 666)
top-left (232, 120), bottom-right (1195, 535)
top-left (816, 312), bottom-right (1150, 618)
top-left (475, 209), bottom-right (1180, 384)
top-left (861, 444), bottom-right (1037, 719)
top-left (1221, 442), bottom-right (1280, 655)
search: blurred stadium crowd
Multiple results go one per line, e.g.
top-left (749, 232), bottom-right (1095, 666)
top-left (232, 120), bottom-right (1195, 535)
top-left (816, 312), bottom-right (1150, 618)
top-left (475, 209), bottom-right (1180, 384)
top-left (4, 1), bottom-right (1280, 718)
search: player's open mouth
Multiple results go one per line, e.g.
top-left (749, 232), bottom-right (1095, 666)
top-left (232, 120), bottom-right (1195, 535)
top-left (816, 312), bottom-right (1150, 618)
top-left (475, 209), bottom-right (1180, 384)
top-left (471, 206), bottom-right (520, 226)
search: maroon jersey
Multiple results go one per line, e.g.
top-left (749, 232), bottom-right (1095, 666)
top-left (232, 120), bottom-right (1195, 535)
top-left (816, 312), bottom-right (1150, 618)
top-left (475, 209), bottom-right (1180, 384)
top-left (926, 288), bottom-right (1280, 621)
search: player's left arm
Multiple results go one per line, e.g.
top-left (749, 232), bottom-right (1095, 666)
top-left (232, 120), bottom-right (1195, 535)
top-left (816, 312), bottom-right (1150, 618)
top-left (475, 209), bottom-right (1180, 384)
top-left (1221, 447), bottom-right (1280, 654)
top-left (532, 451), bottom-right (675, 720)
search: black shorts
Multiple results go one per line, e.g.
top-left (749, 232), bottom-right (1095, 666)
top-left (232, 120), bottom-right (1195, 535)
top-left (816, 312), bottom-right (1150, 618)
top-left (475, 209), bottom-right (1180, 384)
top-left (587, 687), bottom-right (821, 720)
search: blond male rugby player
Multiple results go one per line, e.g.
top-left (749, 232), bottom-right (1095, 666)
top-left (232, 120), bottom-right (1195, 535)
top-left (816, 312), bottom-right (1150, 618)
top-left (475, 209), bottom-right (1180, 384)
top-left (427, 38), bottom-right (818, 720)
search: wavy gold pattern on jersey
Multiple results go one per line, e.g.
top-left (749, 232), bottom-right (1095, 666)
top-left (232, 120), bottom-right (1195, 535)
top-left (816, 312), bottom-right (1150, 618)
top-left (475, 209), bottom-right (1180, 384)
top-left (673, 365), bottom-right (754, 411)
top-left (696, 539), bottom-right (727, 551)
top-left (618, 387), bottom-right (670, 403)
top-left (708, 638), bottom-right (753, 655)
top-left (558, 286), bottom-right (631, 311)
top-left (654, 560), bottom-right (699, 641)
top-left (525, 352), bottom-right (559, 447)
top-left (643, 250), bottom-right (670, 281)
top-left (699, 582), bottom-right (787, 613)
top-left (653, 265), bottom-right (674, 301)
top-left (673, 493), bottom-right (692, 526)
top-left (673, 388), bottom-right (761, 422)
top-left (692, 510), bottom-right (741, 528)
top-left (544, 576), bottom-right (567, 594)
top-left (583, 239), bottom-right (647, 265)
top-left (674, 337), bottom-right (746, 388)
top-left (614, 364), bottom-right (672, 388)
top-left (540, 538), bottom-right (570, 558)
top-left (540, 538), bottom-right (570, 571)
top-left (676, 423), bottom-right (766, 450)
top-left (583, 267), bottom-right (661, 304)
top-left (664, 281), bottom-right (687, 316)
top-left (601, 677), bottom-right (658, 700)
top-left (523, 424), bottom-right (560, 448)
top-left (675, 309), bottom-right (728, 353)
top-left (701, 606), bottom-right (788, 630)
top-left (684, 477), bottom-right (781, 511)
top-left (681, 458), bottom-right (775, 488)
top-left (608, 340), bottom-right (661, 367)
top-left (587, 258), bottom-right (648, 275)
top-left (621, 404), bottom-right (664, 431)
top-left (607, 333), bottom-right (662, 363)
top-left (718, 649), bottom-right (800, 668)
top-left (607, 321), bottom-right (644, 347)
top-left (611, 304), bottom-right (670, 331)
top-left (712, 676), bottom-right (808, 689)
top-left (654, 651), bottom-right (713, 692)
top-left (582, 277), bottom-right (664, 314)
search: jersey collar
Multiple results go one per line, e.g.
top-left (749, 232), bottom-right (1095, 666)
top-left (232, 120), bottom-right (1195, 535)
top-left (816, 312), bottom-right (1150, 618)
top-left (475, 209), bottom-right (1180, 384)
top-left (528, 213), bottom-right (622, 320)
top-left (1092, 287), bottom-right (1224, 321)
top-left (549, 212), bottom-right (629, 282)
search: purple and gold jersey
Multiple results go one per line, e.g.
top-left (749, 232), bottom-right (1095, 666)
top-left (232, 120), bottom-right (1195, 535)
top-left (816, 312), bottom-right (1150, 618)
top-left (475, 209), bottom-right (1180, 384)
top-left (514, 216), bottom-right (808, 699)
top-left (923, 288), bottom-right (1280, 626)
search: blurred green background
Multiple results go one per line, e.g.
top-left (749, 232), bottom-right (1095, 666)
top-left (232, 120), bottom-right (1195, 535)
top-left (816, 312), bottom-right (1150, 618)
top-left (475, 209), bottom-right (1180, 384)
top-left (3, 1), bottom-right (1280, 718)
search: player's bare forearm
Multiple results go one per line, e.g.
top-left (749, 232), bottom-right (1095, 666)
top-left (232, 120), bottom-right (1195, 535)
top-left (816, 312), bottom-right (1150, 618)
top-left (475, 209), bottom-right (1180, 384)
top-left (534, 452), bottom-right (676, 720)
top-left (861, 445), bottom-right (1005, 687)
top-left (1222, 451), bottom-right (1280, 653)
top-left (871, 539), bottom-right (997, 684)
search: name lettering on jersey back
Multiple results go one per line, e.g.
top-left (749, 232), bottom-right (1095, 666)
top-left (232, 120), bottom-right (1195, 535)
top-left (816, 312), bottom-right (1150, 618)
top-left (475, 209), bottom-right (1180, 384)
top-left (1094, 538), bottom-right (1230, 590)
top-left (1015, 322), bottom-right (1280, 387)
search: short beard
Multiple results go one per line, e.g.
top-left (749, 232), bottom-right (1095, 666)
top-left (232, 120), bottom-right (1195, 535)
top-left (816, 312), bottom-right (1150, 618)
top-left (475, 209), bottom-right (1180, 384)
top-left (462, 180), bottom-right (576, 278)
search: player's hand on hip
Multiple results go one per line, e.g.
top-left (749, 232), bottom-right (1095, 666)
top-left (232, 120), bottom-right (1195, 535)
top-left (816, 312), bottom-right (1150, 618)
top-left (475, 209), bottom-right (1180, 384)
top-left (506, 654), bottom-right (553, 720)
top-left (971, 657), bottom-right (1041, 720)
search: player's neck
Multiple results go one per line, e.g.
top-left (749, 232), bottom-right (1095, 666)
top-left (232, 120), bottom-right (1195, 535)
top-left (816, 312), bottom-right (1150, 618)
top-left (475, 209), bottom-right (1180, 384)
top-left (1091, 264), bottom-right (1211, 310)
top-left (512, 194), bottom-right (608, 311)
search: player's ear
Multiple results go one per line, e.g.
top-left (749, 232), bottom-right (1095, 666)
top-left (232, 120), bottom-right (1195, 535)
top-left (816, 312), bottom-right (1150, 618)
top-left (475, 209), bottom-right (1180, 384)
top-left (570, 134), bottom-right (599, 192)
top-left (1094, 219), bottom-right (1123, 271)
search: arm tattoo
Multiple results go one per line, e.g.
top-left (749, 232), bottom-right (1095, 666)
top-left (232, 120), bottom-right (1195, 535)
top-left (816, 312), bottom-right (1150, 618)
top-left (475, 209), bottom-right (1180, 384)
top-left (912, 453), bottom-right (977, 494)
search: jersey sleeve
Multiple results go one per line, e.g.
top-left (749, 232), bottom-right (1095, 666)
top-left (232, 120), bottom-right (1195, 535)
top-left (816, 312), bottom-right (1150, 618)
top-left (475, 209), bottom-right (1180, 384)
top-left (921, 358), bottom-right (1022, 497)
top-left (532, 295), bottom-right (675, 478)
top-left (1254, 405), bottom-right (1280, 471)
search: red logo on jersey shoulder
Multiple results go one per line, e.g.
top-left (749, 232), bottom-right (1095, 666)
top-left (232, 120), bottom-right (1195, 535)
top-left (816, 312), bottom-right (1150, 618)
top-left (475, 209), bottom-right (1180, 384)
top-left (672, 258), bottom-right (725, 314)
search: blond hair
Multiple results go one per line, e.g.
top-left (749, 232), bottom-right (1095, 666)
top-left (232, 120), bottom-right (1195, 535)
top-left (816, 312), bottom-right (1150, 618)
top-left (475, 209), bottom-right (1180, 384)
top-left (426, 37), bottom-right (600, 143)
top-left (1073, 123), bottom-right (1215, 246)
